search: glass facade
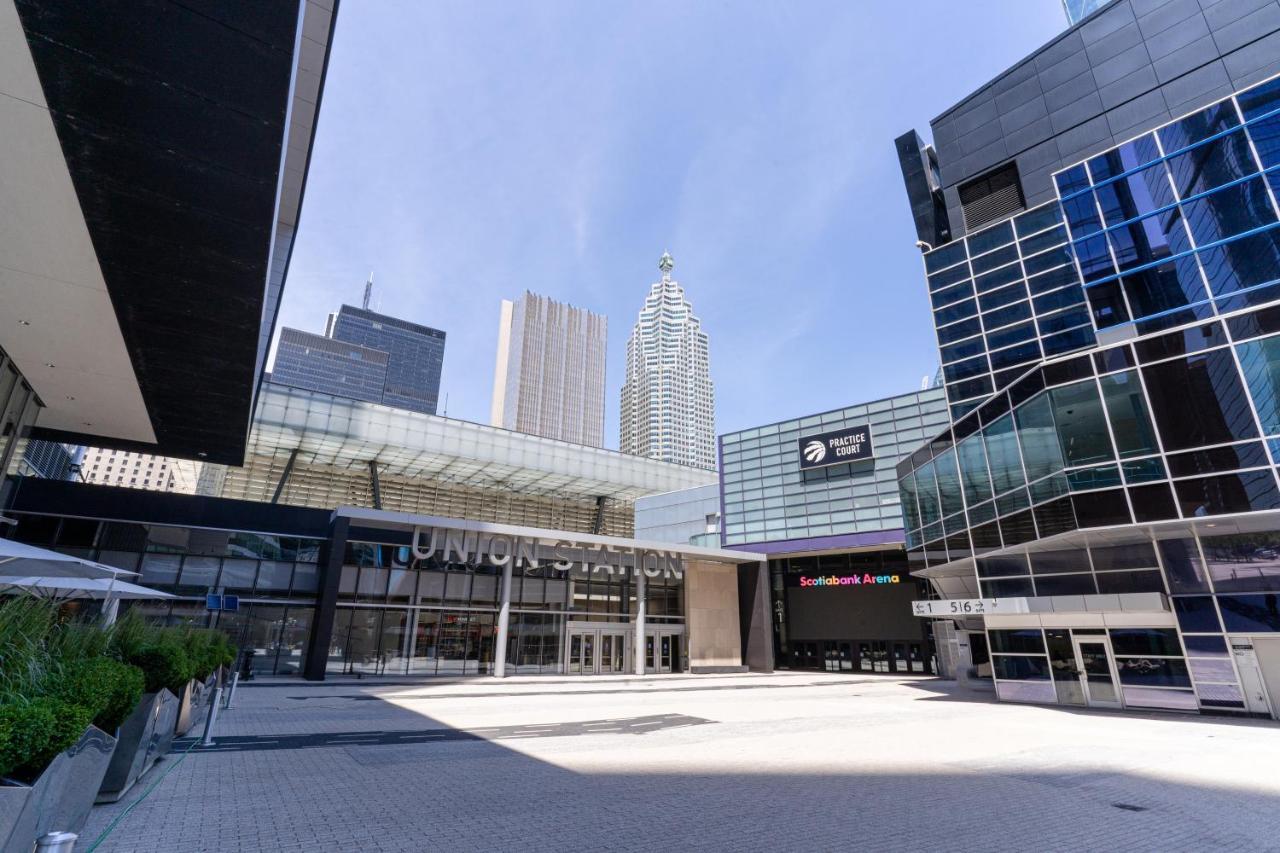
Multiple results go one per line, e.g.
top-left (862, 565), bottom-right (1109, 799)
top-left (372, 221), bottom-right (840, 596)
top-left (901, 72), bottom-right (1280, 717)
top-left (719, 389), bottom-right (947, 545)
top-left (271, 327), bottom-right (389, 405)
top-left (9, 513), bottom-right (324, 677)
top-left (1052, 80), bottom-right (1280, 337)
top-left (329, 305), bottom-right (446, 415)
top-left (897, 309), bottom-right (1280, 565)
top-left (924, 201), bottom-right (1096, 420)
top-left (326, 537), bottom-right (685, 676)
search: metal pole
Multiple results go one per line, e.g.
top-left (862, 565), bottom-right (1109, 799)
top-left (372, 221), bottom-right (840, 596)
top-left (634, 569), bottom-right (647, 676)
top-left (223, 672), bottom-right (240, 710)
top-left (201, 687), bottom-right (224, 747)
top-left (35, 832), bottom-right (77, 852)
top-left (494, 558), bottom-right (514, 677)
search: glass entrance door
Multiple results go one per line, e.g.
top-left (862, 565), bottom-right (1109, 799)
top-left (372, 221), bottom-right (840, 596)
top-left (569, 631), bottom-right (595, 674)
top-left (599, 632), bottom-right (626, 673)
top-left (1073, 636), bottom-right (1123, 709)
top-left (657, 634), bottom-right (673, 673)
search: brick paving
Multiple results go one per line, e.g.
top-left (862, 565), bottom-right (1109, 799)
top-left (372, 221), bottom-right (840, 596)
top-left (81, 672), bottom-right (1280, 851)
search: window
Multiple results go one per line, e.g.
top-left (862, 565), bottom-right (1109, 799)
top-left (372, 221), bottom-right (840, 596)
top-left (1199, 227), bottom-right (1280, 297)
top-left (1099, 371), bottom-right (1158, 457)
top-left (1048, 380), bottom-right (1113, 466)
top-left (1236, 334), bottom-right (1280, 435)
top-left (1181, 177), bottom-right (1276, 248)
top-left (1220, 594), bottom-right (1280, 631)
top-left (1174, 471), bottom-right (1280, 516)
top-left (1141, 350), bottom-right (1259, 451)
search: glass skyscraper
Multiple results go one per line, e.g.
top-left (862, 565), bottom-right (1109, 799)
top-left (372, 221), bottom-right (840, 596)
top-left (271, 327), bottom-right (388, 405)
top-left (326, 305), bottom-right (446, 415)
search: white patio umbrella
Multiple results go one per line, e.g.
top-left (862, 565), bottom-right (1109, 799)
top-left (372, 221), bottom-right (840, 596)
top-left (0, 576), bottom-right (174, 600)
top-left (0, 538), bottom-right (139, 580)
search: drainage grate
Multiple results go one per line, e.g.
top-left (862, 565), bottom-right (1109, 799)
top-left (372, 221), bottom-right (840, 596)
top-left (1112, 803), bottom-right (1148, 812)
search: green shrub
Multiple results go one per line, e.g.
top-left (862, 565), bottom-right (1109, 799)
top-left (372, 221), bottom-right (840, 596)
top-left (47, 658), bottom-right (145, 734)
top-left (129, 642), bottom-right (194, 695)
top-left (0, 697), bottom-right (94, 783)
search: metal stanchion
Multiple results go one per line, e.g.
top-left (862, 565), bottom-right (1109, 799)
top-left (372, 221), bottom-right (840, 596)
top-left (223, 671), bottom-right (240, 710)
top-left (201, 687), bottom-right (224, 747)
top-left (35, 832), bottom-right (77, 852)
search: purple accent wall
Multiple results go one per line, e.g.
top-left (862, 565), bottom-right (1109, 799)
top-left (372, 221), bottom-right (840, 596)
top-left (726, 528), bottom-right (906, 556)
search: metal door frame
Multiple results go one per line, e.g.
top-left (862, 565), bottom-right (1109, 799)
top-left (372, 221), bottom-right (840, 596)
top-left (1072, 634), bottom-right (1124, 709)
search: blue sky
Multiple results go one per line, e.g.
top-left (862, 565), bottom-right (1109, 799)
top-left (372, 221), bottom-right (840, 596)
top-left (281, 1), bottom-right (1066, 447)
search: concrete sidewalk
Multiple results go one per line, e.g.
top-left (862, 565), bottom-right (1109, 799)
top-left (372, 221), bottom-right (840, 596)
top-left (83, 672), bottom-right (1280, 852)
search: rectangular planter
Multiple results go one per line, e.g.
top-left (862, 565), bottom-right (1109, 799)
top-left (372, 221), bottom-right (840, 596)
top-left (0, 725), bottom-right (117, 853)
top-left (173, 679), bottom-right (199, 737)
top-left (95, 689), bottom-right (180, 804)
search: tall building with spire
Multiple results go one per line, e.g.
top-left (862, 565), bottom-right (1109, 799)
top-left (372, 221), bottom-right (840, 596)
top-left (619, 253), bottom-right (716, 470)
top-left (490, 292), bottom-right (607, 447)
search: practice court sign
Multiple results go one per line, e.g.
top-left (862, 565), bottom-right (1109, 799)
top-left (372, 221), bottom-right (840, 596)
top-left (797, 424), bottom-right (873, 470)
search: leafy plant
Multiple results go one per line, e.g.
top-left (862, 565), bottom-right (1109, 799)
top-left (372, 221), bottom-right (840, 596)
top-left (128, 641), bottom-right (194, 695)
top-left (46, 657), bottom-right (145, 734)
top-left (0, 697), bottom-right (94, 783)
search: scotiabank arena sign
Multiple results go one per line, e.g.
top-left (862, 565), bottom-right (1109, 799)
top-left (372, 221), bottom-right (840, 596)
top-left (797, 424), bottom-right (873, 470)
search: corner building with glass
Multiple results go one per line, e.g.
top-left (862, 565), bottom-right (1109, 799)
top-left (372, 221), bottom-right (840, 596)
top-left (717, 389), bottom-right (952, 675)
top-left (896, 0), bottom-right (1280, 718)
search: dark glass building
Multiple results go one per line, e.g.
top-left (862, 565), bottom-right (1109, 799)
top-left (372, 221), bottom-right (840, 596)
top-left (271, 327), bottom-right (389, 405)
top-left (327, 305), bottom-right (446, 415)
top-left (895, 0), bottom-right (1280, 718)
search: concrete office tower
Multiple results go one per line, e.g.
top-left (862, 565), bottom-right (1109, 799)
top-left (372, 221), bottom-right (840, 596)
top-left (490, 292), bottom-right (607, 447)
top-left (619, 253), bottom-right (716, 470)
top-left (81, 448), bottom-right (199, 494)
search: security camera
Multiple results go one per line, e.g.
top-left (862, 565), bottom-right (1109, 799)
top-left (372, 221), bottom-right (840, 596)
top-left (915, 241), bottom-right (933, 252)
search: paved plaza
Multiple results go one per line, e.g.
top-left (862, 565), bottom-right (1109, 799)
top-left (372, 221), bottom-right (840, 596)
top-left (83, 672), bottom-right (1280, 852)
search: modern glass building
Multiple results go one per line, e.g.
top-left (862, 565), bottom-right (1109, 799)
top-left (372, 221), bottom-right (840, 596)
top-left (895, 0), bottom-right (1280, 718)
top-left (271, 327), bottom-right (389, 405)
top-left (924, 201), bottom-right (1095, 420)
top-left (3, 479), bottom-right (772, 680)
top-left (327, 305), bottom-right (447, 415)
top-left (694, 389), bottom-right (951, 674)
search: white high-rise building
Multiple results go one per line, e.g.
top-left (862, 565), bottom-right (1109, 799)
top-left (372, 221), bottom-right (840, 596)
top-left (490, 292), bottom-right (607, 447)
top-left (80, 448), bottom-right (200, 494)
top-left (619, 253), bottom-right (716, 470)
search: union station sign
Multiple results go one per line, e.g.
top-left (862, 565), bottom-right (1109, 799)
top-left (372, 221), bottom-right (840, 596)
top-left (411, 525), bottom-right (685, 579)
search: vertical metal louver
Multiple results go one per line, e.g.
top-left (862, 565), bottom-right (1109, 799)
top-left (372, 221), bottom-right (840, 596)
top-left (959, 162), bottom-right (1025, 231)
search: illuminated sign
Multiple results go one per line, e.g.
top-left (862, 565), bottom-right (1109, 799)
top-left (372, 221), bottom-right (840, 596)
top-left (797, 424), bottom-right (873, 470)
top-left (799, 573), bottom-right (900, 587)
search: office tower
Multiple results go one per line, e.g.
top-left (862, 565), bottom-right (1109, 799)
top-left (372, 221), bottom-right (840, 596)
top-left (326, 305), bottom-right (446, 415)
top-left (619, 253), bottom-right (716, 470)
top-left (1062, 0), bottom-right (1113, 25)
top-left (271, 327), bottom-right (389, 405)
top-left (16, 440), bottom-right (81, 480)
top-left (491, 292), bottom-right (607, 447)
top-left (80, 448), bottom-right (199, 493)
top-left (893, 0), bottom-right (1280, 718)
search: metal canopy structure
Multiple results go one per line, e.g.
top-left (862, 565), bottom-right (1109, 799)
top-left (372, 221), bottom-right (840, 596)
top-left (237, 383), bottom-right (718, 502)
